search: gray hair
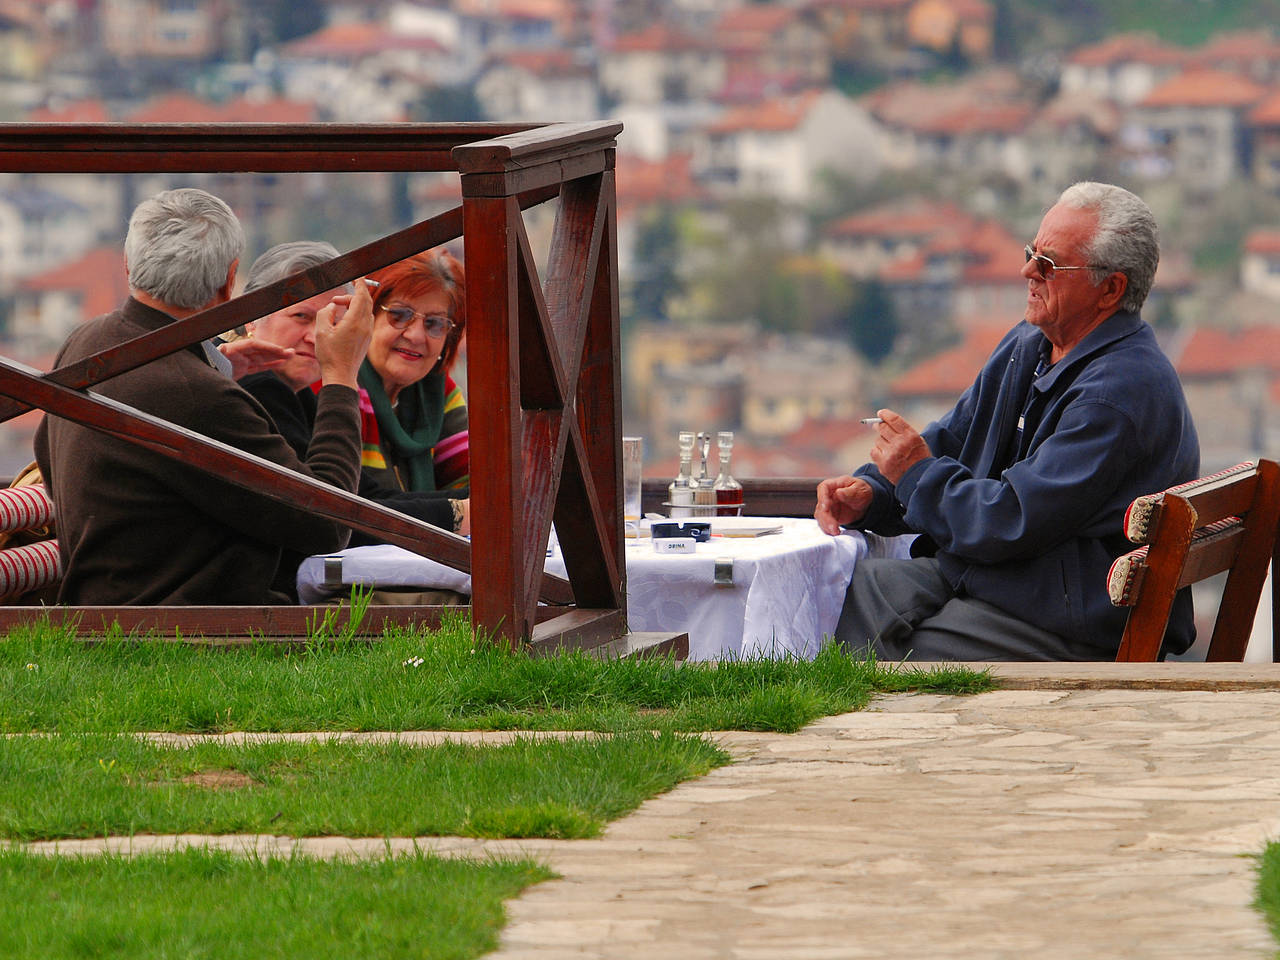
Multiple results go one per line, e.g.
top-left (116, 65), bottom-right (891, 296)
top-left (244, 240), bottom-right (341, 294)
top-left (124, 188), bottom-right (245, 310)
top-left (1056, 181), bottom-right (1159, 313)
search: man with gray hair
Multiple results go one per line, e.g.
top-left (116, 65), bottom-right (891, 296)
top-left (816, 181), bottom-right (1200, 660)
top-left (35, 188), bottom-right (374, 605)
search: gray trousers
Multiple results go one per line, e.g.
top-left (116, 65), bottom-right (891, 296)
top-left (834, 557), bottom-right (1097, 662)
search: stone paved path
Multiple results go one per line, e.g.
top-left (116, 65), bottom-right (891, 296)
top-left (486, 688), bottom-right (1280, 959)
top-left (23, 675), bottom-right (1280, 959)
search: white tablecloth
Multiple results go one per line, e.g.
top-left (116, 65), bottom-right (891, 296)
top-left (297, 520), bottom-right (912, 661)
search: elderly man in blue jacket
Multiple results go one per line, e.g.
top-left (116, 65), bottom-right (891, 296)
top-left (817, 181), bottom-right (1199, 661)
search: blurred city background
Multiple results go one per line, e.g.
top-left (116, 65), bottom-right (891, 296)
top-left (2, 0), bottom-right (1280, 492)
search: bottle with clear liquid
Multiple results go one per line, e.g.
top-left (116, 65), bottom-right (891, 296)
top-left (693, 431), bottom-right (717, 517)
top-left (714, 431), bottom-right (744, 516)
top-left (668, 431), bottom-right (695, 518)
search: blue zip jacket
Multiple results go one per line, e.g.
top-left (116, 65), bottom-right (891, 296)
top-left (854, 312), bottom-right (1200, 657)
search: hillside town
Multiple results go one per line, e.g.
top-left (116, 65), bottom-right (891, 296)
top-left (2, 0), bottom-right (1280, 482)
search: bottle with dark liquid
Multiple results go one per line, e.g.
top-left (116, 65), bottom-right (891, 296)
top-left (714, 431), bottom-right (744, 516)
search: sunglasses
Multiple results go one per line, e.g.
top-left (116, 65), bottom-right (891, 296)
top-left (1023, 244), bottom-right (1098, 281)
top-left (379, 304), bottom-right (455, 338)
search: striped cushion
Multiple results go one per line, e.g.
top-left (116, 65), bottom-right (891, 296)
top-left (0, 539), bottom-right (61, 600)
top-left (1122, 461), bottom-right (1256, 543)
top-left (0, 483), bottom-right (53, 534)
top-left (1108, 517), bottom-right (1241, 606)
top-left (1107, 547), bottom-right (1148, 606)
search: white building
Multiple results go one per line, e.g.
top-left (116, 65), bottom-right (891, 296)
top-left (0, 185), bottom-right (93, 291)
top-left (695, 89), bottom-right (882, 205)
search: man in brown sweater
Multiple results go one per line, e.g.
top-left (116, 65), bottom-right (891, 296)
top-left (35, 188), bottom-right (373, 605)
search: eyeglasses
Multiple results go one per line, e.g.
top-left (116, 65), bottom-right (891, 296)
top-left (1024, 244), bottom-right (1098, 281)
top-left (379, 304), bottom-right (455, 338)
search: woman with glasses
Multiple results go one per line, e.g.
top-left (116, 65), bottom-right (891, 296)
top-left (359, 247), bottom-right (470, 504)
top-left (234, 243), bottom-right (468, 598)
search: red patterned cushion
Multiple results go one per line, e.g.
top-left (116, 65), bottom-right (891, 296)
top-left (0, 539), bottom-right (61, 600)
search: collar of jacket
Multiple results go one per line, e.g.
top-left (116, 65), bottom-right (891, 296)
top-left (1027, 310), bottom-right (1144, 396)
top-left (120, 296), bottom-right (217, 365)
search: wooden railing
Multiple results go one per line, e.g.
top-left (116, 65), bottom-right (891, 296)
top-left (0, 121), bottom-right (642, 653)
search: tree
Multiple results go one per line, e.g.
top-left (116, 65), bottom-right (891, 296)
top-left (266, 0), bottom-right (326, 45)
top-left (628, 205), bottom-right (684, 324)
top-left (843, 279), bottom-right (898, 364)
top-left (414, 86), bottom-right (486, 123)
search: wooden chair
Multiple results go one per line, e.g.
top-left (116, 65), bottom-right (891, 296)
top-left (1107, 459), bottom-right (1280, 662)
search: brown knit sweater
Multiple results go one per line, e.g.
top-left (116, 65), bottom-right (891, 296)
top-left (34, 298), bottom-right (362, 605)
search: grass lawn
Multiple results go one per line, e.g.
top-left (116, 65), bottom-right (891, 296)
top-left (1257, 842), bottom-right (1280, 945)
top-left (0, 732), bottom-right (727, 841)
top-left (0, 614), bottom-right (991, 959)
top-left (0, 846), bottom-right (552, 960)
top-left (0, 614), bottom-right (992, 734)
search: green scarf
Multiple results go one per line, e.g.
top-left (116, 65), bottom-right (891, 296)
top-left (358, 359), bottom-right (445, 492)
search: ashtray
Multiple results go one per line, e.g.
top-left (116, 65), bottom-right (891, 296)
top-left (650, 520), bottom-right (711, 542)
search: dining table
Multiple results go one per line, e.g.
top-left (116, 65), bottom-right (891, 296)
top-left (296, 518), bottom-right (912, 661)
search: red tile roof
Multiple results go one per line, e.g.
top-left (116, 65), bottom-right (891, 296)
top-left (124, 93), bottom-right (314, 124)
top-left (1139, 68), bottom-right (1268, 108)
top-left (497, 49), bottom-right (583, 75)
top-left (938, 0), bottom-right (994, 23)
top-left (282, 22), bottom-right (445, 58)
top-left (1177, 326), bottom-right (1280, 376)
top-left (1031, 93), bottom-right (1121, 136)
top-left (715, 5), bottom-right (798, 37)
top-left (707, 89), bottom-right (823, 134)
top-left (1067, 32), bottom-right (1186, 68)
top-left (127, 92), bottom-right (227, 123)
top-left (1247, 89), bottom-right (1280, 126)
top-left (1245, 229), bottom-right (1280, 255)
top-left (19, 245), bottom-right (130, 321)
top-left (219, 96), bottom-right (315, 123)
top-left (890, 320), bottom-right (1011, 396)
top-left (956, 219), bottom-right (1025, 285)
top-left (825, 200), bottom-right (974, 240)
top-left (609, 23), bottom-right (704, 53)
top-left (786, 416), bottom-right (871, 451)
top-left (25, 99), bottom-right (110, 123)
top-left (616, 153), bottom-right (704, 215)
top-left (913, 102), bottom-right (1033, 136)
top-left (1190, 30), bottom-right (1280, 66)
top-left (866, 72), bottom-right (1033, 135)
top-left (808, 0), bottom-right (913, 10)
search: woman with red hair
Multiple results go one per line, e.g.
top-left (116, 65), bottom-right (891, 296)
top-left (359, 248), bottom-right (470, 507)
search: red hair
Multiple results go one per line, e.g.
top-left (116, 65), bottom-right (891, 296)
top-left (367, 247), bottom-right (466, 373)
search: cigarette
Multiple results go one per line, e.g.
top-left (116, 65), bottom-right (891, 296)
top-left (362, 278), bottom-right (380, 288)
top-left (860, 417), bottom-right (883, 426)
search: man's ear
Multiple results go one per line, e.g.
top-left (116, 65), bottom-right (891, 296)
top-left (1098, 271), bottom-right (1128, 313)
top-left (217, 259), bottom-right (239, 303)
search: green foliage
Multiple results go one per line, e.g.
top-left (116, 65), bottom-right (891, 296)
top-left (628, 205), bottom-right (685, 324)
top-left (684, 198), bottom-right (857, 334)
top-left (1005, 0), bottom-right (1280, 49)
top-left (255, 0), bottom-right (326, 47)
top-left (414, 85), bottom-right (486, 122)
top-left (0, 847), bottom-right (551, 960)
top-left (843, 278), bottom-right (899, 364)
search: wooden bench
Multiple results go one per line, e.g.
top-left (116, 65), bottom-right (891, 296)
top-left (1107, 459), bottom-right (1280, 662)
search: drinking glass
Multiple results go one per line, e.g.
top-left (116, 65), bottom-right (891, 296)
top-left (622, 436), bottom-right (643, 536)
